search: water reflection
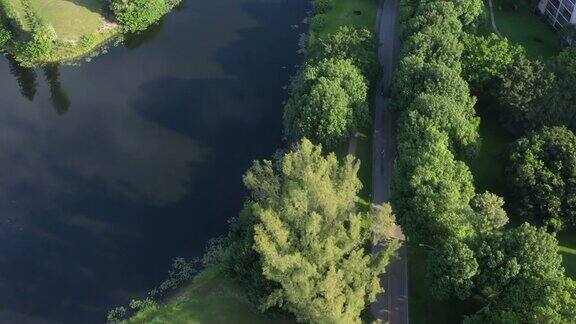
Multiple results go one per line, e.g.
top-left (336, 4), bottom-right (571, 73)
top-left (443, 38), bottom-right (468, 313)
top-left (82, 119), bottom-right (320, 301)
top-left (43, 65), bottom-right (70, 115)
top-left (0, 0), bottom-right (308, 322)
top-left (7, 57), bottom-right (37, 101)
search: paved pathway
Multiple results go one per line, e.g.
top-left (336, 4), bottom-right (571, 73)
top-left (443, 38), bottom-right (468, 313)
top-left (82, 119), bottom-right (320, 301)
top-left (371, 0), bottom-right (409, 323)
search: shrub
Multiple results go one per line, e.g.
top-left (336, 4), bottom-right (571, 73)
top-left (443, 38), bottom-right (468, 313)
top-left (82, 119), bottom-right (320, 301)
top-left (111, 0), bottom-right (173, 33)
top-left (0, 26), bottom-right (12, 48)
top-left (17, 23), bottom-right (57, 61)
top-left (310, 13), bottom-right (328, 33)
top-left (313, 0), bottom-right (333, 14)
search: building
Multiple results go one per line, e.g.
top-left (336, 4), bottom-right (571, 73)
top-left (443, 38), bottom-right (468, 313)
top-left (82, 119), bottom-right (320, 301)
top-left (539, 0), bottom-right (576, 30)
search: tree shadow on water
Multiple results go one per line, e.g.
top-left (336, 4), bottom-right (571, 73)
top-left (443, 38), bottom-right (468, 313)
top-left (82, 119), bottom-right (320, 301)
top-left (43, 65), bottom-right (71, 115)
top-left (7, 57), bottom-right (37, 101)
top-left (6, 57), bottom-right (71, 115)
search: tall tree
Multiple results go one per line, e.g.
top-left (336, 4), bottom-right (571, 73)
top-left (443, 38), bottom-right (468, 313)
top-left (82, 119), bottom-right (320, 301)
top-left (309, 26), bottom-right (378, 81)
top-left (508, 126), bottom-right (576, 230)
top-left (243, 139), bottom-right (398, 323)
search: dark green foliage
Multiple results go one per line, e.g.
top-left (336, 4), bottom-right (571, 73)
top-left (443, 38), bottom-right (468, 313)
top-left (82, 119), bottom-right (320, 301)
top-left (400, 1), bottom-right (462, 40)
top-left (509, 126), bottom-right (576, 230)
top-left (495, 54), bottom-right (554, 132)
top-left (313, 0), bottom-right (333, 14)
top-left (310, 14), bottom-right (328, 33)
top-left (466, 224), bottom-right (576, 323)
top-left (393, 0), bottom-right (576, 321)
top-left (283, 58), bottom-right (369, 147)
top-left (393, 114), bottom-right (475, 243)
top-left (111, 0), bottom-right (176, 33)
top-left (402, 27), bottom-right (464, 71)
top-left (495, 46), bottom-right (576, 133)
top-left (0, 25), bottom-right (12, 47)
top-left (429, 238), bottom-right (478, 300)
top-left (309, 26), bottom-right (378, 80)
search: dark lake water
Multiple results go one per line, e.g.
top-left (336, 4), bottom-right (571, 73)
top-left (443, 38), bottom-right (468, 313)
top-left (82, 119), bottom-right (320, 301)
top-left (0, 1), bottom-right (307, 322)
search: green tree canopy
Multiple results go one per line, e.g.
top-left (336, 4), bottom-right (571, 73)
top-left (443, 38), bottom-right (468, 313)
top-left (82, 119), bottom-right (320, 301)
top-left (309, 26), bottom-right (378, 80)
top-left (429, 238), bottom-right (478, 300)
top-left (408, 93), bottom-right (479, 155)
top-left (462, 34), bottom-right (523, 91)
top-left (401, 1), bottom-right (462, 40)
top-left (242, 139), bottom-right (398, 323)
top-left (508, 126), bottom-right (576, 230)
top-left (393, 114), bottom-right (475, 243)
top-left (402, 27), bottom-right (464, 71)
top-left (283, 59), bottom-right (369, 147)
top-left (466, 224), bottom-right (576, 323)
top-left (111, 0), bottom-right (174, 32)
top-left (393, 57), bottom-right (476, 112)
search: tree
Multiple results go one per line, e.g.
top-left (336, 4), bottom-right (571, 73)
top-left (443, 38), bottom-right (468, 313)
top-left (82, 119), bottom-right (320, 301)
top-left (495, 54), bottom-right (554, 133)
top-left (469, 192), bottom-right (508, 235)
top-left (401, 1), bottom-right (463, 40)
top-left (508, 126), bottom-right (576, 230)
top-left (452, 0), bottom-right (484, 26)
top-left (243, 139), bottom-right (398, 323)
top-left (392, 57), bottom-right (476, 112)
top-left (402, 27), bottom-right (464, 71)
top-left (309, 26), bottom-right (378, 80)
top-left (393, 114), bottom-right (475, 243)
top-left (429, 238), bottom-right (478, 300)
top-left (408, 93), bottom-right (479, 156)
top-left (111, 0), bottom-right (175, 33)
top-left (283, 59), bottom-right (369, 147)
top-left (466, 224), bottom-right (576, 323)
top-left (545, 46), bottom-right (576, 129)
top-left (461, 34), bottom-right (523, 91)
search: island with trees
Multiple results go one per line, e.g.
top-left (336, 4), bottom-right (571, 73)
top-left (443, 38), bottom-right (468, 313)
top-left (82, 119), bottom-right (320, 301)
top-left (0, 0), bottom-right (180, 66)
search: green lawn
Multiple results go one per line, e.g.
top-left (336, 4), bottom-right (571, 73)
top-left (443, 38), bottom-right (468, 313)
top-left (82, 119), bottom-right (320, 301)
top-left (318, 0), bottom-right (379, 37)
top-left (30, 0), bottom-right (107, 42)
top-left (468, 113), bottom-right (514, 197)
top-left (491, 0), bottom-right (562, 59)
top-left (558, 232), bottom-right (576, 279)
top-left (409, 247), bottom-right (479, 324)
top-left (127, 268), bottom-right (294, 324)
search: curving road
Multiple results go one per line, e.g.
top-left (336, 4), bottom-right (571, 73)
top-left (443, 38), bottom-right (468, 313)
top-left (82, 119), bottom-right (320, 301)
top-left (371, 0), bottom-right (409, 323)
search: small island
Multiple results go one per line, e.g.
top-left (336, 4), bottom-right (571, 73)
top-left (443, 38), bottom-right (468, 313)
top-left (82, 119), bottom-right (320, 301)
top-left (0, 0), bottom-right (181, 67)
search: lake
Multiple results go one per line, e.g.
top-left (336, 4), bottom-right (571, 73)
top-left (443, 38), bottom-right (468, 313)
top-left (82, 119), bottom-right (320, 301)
top-left (0, 0), bottom-right (307, 322)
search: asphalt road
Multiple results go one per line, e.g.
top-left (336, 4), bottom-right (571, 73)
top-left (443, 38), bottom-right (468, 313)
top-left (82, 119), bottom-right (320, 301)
top-left (370, 0), bottom-right (409, 323)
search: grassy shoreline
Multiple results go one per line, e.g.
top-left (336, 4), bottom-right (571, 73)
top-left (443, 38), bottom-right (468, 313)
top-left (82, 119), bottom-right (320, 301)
top-left (0, 0), bottom-right (177, 66)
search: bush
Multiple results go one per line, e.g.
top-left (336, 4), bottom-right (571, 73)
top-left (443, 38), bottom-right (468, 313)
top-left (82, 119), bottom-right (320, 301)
top-left (17, 23), bottom-right (57, 61)
top-left (111, 0), bottom-right (173, 33)
top-left (313, 0), bottom-right (333, 14)
top-left (0, 26), bottom-right (12, 48)
top-left (310, 13), bottom-right (328, 33)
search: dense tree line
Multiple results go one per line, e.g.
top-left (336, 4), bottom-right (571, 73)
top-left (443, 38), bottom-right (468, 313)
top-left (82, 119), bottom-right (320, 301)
top-left (392, 0), bottom-right (576, 321)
